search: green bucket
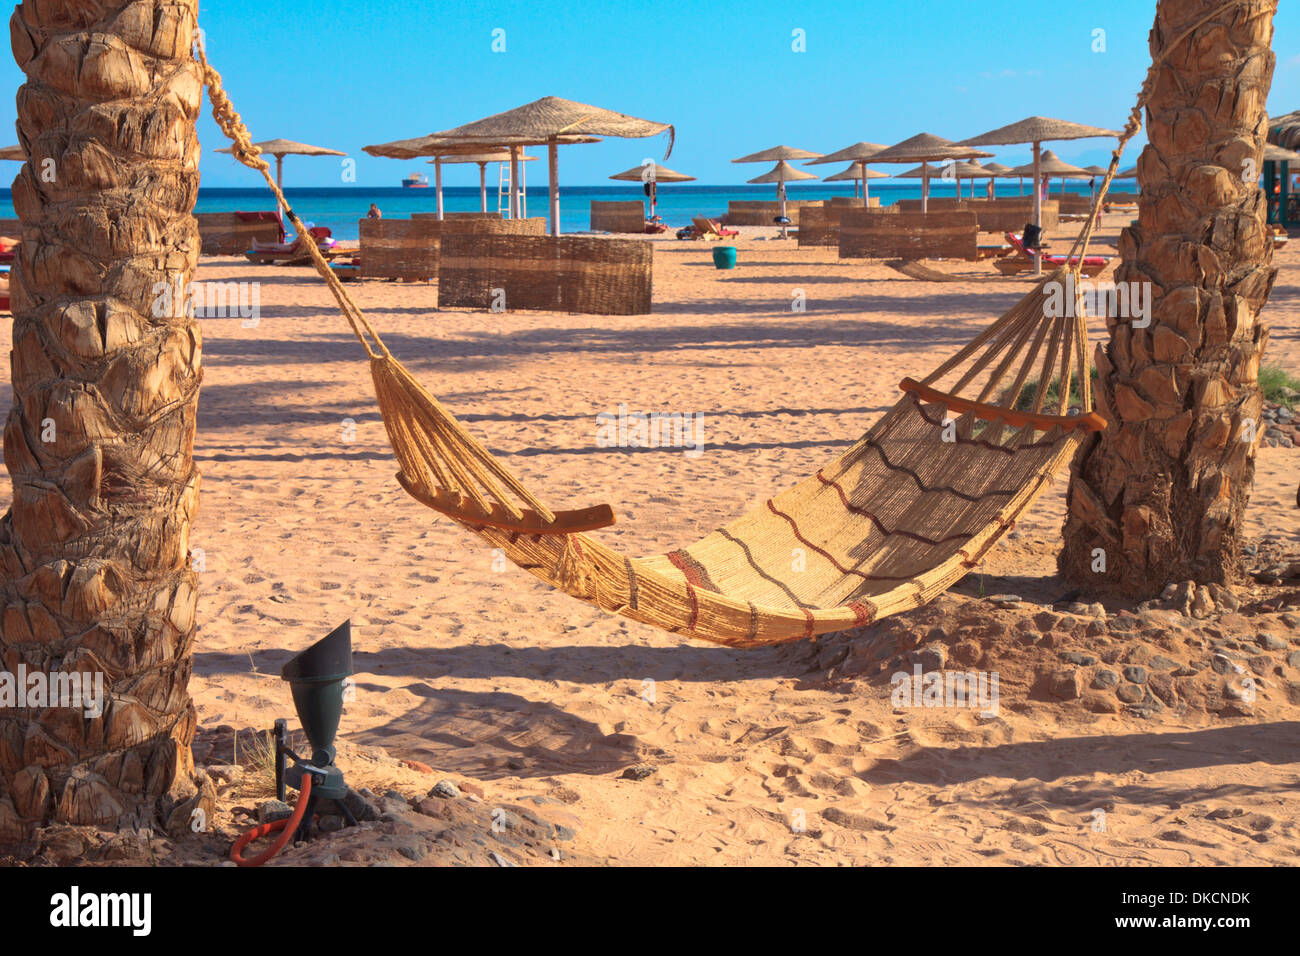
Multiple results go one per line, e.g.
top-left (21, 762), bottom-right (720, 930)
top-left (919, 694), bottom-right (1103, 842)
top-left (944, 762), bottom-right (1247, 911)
top-left (712, 245), bottom-right (737, 269)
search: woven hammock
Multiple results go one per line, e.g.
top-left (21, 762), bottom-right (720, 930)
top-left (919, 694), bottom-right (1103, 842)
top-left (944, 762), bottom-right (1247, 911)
top-left (190, 3), bottom-right (1237, 647)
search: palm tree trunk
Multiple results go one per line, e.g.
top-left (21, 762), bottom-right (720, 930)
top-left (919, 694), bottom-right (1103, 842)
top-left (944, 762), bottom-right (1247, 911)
top-left (0, 0), bottom-right (211, 840)
top-left (1061, 0), bottom-right (1278, 597)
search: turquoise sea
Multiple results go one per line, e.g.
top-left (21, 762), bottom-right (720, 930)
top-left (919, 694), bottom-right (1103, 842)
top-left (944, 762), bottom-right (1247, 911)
top-left (0, 180), bottom-right (1129, 241)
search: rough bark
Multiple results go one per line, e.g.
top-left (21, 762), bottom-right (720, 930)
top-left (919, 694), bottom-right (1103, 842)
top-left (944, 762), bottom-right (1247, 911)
top-left (1060, 0), bottom-right (1277, 597)
top-left (0, 0), bottom-right (211, 841)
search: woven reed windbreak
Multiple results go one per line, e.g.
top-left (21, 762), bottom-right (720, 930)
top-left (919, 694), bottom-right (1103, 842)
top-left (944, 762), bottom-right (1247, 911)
top-left (412, 214), bottom-right (546, 235)
top-left (590, 201), bottom-right (648, 233)
top-left (724, 200), bottom-right (822, 225)
top-left (359, 217), bottom-right (441, 279)
top-left (1103, 192), bottom-right (1140, 206)
top-left (972, 199), bottom-right (1060, 234)
top-left (1056, 195), bottom-right (1096, 214)
top-left (438, 234), bottom-right (653, 315)
top-left (839, 210), bottom-right (979, 260)
top-left (195, 212), bottom-right (280, 255)
top-left (826, 196), bottom-right (881, 208)
top-left (801, 200), bottom-right (891, 244)
top-left (895, 198), bottom-right (976, 214)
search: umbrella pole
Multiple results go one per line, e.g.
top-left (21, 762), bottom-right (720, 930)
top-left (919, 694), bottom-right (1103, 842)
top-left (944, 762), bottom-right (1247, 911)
top-left (779, 177), bottom-right (787, 238)
top-left (1032, 141), bottom-right (1042, 277)
top-left (479, 163), bottom-right (487, 213)
top-left (275, 155), bottom-right (285, 235)
top-left (510, 146), bottom-right (521, 218)
top-left (435, 158), bottom-right (444, 220)
top-left (548, 138), bottom-right (559, 237)
top-left (922, 167), bottom-right (929, 214)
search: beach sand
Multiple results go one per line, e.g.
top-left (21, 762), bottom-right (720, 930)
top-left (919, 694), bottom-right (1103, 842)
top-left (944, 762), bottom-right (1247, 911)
top-left (13, 214), bottom-right (1300, 865)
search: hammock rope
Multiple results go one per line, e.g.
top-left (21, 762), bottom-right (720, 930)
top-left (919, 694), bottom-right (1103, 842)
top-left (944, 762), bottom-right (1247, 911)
top-left (190, 0), bottom-right (1261, 646)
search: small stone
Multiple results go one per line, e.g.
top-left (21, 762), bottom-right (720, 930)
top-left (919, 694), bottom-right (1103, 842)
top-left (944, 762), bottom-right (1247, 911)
top-left (395, 839), bottom-right (428, 861)
top-left (1083, 694), bottom-right (1120, 714)
top-left (1033, 611), bottom-right (1062, 632)
top-left (258, 799), bottom-right (293, 824)
top-left (951, 640), bottom-right (982, 666)
top-left (1062, 651), bottom-right (1098, 666)
top-left (1210, 654), bottom-right (1232, 675)
top-left (1123, 665), bottom-right (1148, 684)
top-left (1287, 651), bottom-right (1300, 669)
top-left (489, 851), bottom-right (518, 867)
top-left (1148, 655), bottom-right (1180, 671)
top-left (342, 787), bottom-right (381, 822)
top-left (1049, 668), bottom-right (1084, 700)
top-left (1281, 613), bottom-right (1300, 629)
top-left (1092, 669), bottom-right (1120, 689)
top-left (910, 644), bottom-right (947, 671)
top-left (986, 593), bottom-right (1021, 607)
top-left (429, 780), bottom-right (461, 799)
top-left (1116, 684), bottom-right (1145, 704)
top-left (622, 764), bottom-right (657, 781)
top-left (1087, 603), bottom-right (1106, 619)
top-left (205, 764), bottom-right (243, 785)
top-left (1258, 633), bottom-right (1287, 651)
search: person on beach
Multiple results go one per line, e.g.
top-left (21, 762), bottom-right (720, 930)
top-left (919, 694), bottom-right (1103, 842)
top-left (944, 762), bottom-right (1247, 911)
top-left (367, 203), bottom-right (382, 219)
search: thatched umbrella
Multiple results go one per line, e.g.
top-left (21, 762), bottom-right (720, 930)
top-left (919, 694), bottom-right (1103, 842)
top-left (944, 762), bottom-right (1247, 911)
top-left (215, 138), bottom-right (346, 225)
top-left (1265, 143), bottom-right (1300, 162)
top-left (1269, 110), bottom-right (1300, 149)
top-left (0, 144), bottom-right (24, 161)
top-left (366, 96), bottom-right (673, 235)
top-left (1116, 165), bottom-right (1138, 179)
top-left (981, 161), bottom-right (1016, 198)
top-left (609, 161), bottom-right (695, 219)
top-left (1010, 149), bottom-right (1091, 198)
top-left (803, 142), bottom-right (887, 206)
top-left (745, 159), bottom-right (818, 237)
top-left (820, 162), bottom-right (890, 201)
top-left (858, 133), bottom-right (991, 213)
top-left (957, 116), bottom-right (1118, 271)
top-left (952, 160), bottom-right (998, 199)
top-left (427, 150), bottom-right (538, 213)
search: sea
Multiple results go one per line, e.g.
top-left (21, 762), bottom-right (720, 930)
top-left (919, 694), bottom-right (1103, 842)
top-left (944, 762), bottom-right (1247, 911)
top-left (0, 181), bottom-right (1122, 241)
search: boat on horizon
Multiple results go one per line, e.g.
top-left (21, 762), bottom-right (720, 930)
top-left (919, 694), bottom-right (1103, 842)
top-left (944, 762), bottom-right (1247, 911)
top-left (402, 172), bottom-right (429, 188)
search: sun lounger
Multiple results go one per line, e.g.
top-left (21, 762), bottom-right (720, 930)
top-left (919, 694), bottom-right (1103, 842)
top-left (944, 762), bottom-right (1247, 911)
top-left (994, 231), bottom-right (1109, 277)
top-left (245, 227), bottom-right (338, 265)
top-left (684, 216), bottom-right (739, 240)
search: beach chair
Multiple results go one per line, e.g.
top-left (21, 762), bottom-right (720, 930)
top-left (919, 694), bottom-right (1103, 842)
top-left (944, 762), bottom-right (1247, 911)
top-left (687, 216), bottom-right (739, 240)
top-left (245, 227), bottom-right (338, 265)
top-left (995, 231), bottom-right (1109, 277)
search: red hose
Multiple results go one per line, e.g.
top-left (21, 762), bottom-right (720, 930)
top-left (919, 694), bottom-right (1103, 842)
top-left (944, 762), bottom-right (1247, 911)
top-left (230, 772), bottom-right (314, 867)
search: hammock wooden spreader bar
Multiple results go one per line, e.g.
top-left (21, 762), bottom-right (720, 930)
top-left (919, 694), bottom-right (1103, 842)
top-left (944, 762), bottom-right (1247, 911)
top-left (191, 0), bottom-right (1250, 646)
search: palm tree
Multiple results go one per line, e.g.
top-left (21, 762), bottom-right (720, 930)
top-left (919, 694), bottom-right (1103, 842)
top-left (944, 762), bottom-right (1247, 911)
top-left (1061, 0), bottom-right (1278, 596)
top-left (0, 0), bottom-right (211, 840)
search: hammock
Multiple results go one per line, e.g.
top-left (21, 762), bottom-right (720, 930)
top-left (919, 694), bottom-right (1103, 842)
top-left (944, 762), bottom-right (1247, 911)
top-left (189, 5), bottom-right (1228, 648)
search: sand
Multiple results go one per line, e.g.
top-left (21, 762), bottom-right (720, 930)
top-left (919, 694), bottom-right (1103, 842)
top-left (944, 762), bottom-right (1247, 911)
top-left (9, 214), bottom-right (1300, 865)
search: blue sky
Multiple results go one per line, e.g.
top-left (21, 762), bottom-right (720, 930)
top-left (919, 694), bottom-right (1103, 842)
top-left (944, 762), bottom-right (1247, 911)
top-left (2, 0), bottom-right (1299, 188)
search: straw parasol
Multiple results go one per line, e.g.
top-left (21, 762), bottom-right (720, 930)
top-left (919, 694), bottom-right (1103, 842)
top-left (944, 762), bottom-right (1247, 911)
top-left (1010, 149), bottom-right (1091, 197)
top-left (857, 133), bottom-right (991, 213)
top-left (1265, 143), bottom-right (1300, 163)
top-left (215, 138), bottom-right (346, 225)
top-left (957, 116), bottom-right (1118, 272)
top-left (0, 145), bottom-right (24, 162)
top-left (609, 161), bottom-right (695, 219)
top-left (365, 96), bottom-right (673, 234)
top-left (1116, 165), bottom-right (1138, 178)
top-left (979, 161), bottom-right (1016, 198)
top-left (1269, 110), bottom-right (1300, 150)
top-left (804, 142), bottom-right (887, 206)
top-left (820, 162), bottom-right (890, 201)
top-left (745, 159), bottom-right (818, 236)
top-left (427, 150), bottom-right (538, 213)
